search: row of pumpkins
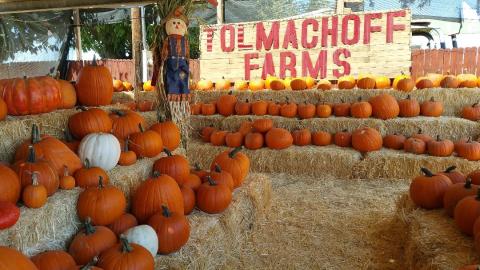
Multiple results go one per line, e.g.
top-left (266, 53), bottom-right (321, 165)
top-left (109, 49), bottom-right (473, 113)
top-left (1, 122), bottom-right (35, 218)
top-left (0, 60), bottom-right (154, 118)
top-left (113, 79), bottom-right (157, 92)
top-left (192, 93), bottom-right (446, 119)
top-left (0, 145), bottom-right (251, 270)
top-left (410, 167), bottom-right (480, 263)
top-left (193, 72), bottom-right (480, 92)
top-left (201, 119), bottom-right (480, 161)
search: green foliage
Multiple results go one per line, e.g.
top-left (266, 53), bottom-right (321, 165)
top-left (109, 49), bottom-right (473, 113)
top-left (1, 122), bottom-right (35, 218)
top-left (80, 19), bottom-right (132, 59)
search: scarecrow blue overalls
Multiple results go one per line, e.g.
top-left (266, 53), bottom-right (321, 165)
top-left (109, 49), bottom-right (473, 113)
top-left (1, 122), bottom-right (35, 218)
top-left (164, 35), bottom-right (189, 98)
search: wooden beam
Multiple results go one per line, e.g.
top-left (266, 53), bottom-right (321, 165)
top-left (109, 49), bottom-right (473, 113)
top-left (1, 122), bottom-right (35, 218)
top-left (73, 9), bottom-right (83, 60)
top-left (336, 0), bottom-right (345, 14)
top-left (0, 0), bottom-right (156, 14)
top-left (131, 7), bottom-right (142, 89)
top-left (216, 0), bottom-right (224, 24)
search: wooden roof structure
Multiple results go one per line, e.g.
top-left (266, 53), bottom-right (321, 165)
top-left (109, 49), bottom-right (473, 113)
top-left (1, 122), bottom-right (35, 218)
top-left (0, 0), bottom-right (157, 14)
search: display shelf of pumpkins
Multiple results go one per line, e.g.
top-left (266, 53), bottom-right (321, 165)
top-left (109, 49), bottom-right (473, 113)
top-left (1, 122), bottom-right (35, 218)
top-left (394, 167), bottom-right (480, 270)
top-left (191, 92), bottom-right (480, 142)
top-left (111, 79), bottom-right (158, 112)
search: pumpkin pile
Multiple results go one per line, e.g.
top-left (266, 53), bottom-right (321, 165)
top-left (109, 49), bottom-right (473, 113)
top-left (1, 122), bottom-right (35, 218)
top-left (201, 120), bottom-right (383, 153)
top-left (190, 72), bottom-right (480, 92)
top-left (192, 93), bottom-right (444, 119)
top-left (409, 166), bottom-right (480, 257)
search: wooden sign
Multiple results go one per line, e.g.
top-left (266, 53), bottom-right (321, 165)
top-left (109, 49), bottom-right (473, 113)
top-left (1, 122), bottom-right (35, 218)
top-left (200, 9), bottom-right (411, 81)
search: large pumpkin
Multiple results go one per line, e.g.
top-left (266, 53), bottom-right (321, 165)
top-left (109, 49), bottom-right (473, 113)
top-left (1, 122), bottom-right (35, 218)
top-left (393, 73), bottom-right (414, 92)
top-left (210, 147), bottom-right (250, 188)
top-left (351, 127), bottom-right (382, 152)
top-left (77, 177), bottom-right (126, 226)
top-left (0, 164), bottom-right (21, 204)
top-left (265, 128), bottom-right (293, 150)
top-left (196, 177), bottom-right (232, 214)
top-left (216, 91), bottom-right (237, 116)
top-left (68, 107), bottom-right (113, 140)
top-left (15, 124), bottom-right (82, 177)
top-left (68, 218), bottom-right (117, 265)
top-left (443, 179), bottom-right (478, 217)
top-left (454, 189), bottom-right (480, 235)
top-left (124, 225), bottom-right (158, 257)
top-left (149, 117), bottom-right (181, 151)
top-left (129, 124), bottom-right (163, 158)
top-left (75, 58), bottom-right (114, 106)
top-left (153, 149), bottom-right (190, 185)
top-left (78, 133), bottom-right (121, 171)
top-left (0, 97), bottom-right (6, 121)
top-left (0, 246), bottom-right (38, 270)
top-left (57, 79), bottom-right (77, 109)
top-left (14, 145), bottom-right (59, 196)
top-left (74, 159), bottom-right (110, 188)
top-left (109, 110), bottom-right (145, 140)
top-left (398, 95), bottom-right (420, 117)
top-left (462, 103), bottom-right (480, 121)
top-left (409, 167), bottom-right (452, 209)
top-left (0, 76), bottom-right (62, 116)
top-left (0, 201), bottom-right (20, 229)
top-left (369, 93), bottom-right (399, 119)
top-left (147, 205), bottom-right (190, 254)
top-left (31, 250), bottom-right (76, 270)
top-left (131, 172), bottom-right (184, 223)
top-left (97, 236), bottom-right (154, 270)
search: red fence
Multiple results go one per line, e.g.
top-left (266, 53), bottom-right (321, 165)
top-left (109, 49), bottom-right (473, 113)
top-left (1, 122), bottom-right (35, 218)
top-left (67, 48), bottom-right (480, 82)
top-left (411, 47), bottom-right (480, 79)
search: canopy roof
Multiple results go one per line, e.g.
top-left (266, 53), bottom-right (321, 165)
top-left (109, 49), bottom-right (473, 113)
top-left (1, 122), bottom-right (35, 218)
top-left (0, 0), bottom-right (156, 14)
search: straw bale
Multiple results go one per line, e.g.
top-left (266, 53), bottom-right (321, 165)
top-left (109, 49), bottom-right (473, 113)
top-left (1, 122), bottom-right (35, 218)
top-left (190, 115), bottom-right (478, 142)
top-left (354, 149), bottom-right (480, 180)
top-left (0, 189), bottom-right (81, 257)
top-left (112, 91), bottom-right (135, 103)
top-left (192, 88), bottom-right (480, 117)
top-left (137, 91), bottom-right (157, 102)
top-left (238, 173), bottom-right (410, 269)
top-left (154, 173), bottom-right (272, 269)
top-left (395, 193), bottom-right (478, 270)
top-left (187, 140), bottom-right (362, 179)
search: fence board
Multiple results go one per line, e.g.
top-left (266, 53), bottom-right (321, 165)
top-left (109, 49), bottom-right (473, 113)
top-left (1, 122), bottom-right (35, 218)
top-left (463, 47), bottom-right (477, 74)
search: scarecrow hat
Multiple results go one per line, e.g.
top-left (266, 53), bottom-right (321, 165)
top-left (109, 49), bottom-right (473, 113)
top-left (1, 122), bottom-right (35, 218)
top-left (165, 6), bottom-right (189, 26)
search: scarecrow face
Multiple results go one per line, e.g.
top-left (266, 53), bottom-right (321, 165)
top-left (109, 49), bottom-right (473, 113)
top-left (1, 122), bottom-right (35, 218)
top-left (166, 18), bottom-right (187, 36)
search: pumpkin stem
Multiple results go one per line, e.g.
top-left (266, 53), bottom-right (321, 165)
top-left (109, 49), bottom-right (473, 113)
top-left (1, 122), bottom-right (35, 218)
top-left (124, 138), bottom-right (130, 152)
top-left (473, 102), bottom-right (479, 107)
top-left (27, 145), bottom-right (36, 163)
top-left (31, 124), bottom-right (41, 144)
top-left (420, 167), bottom-right (435, 177)
top-left (214, 164), bottom-right (221, 173)
top-left (83, 159), bottom-right (91, 169)
top-left (76, 106), bottom-right (88, 112)
top-left (163, 148), bottom-right (173, 157)
top-left (436, 135), bottom-right (441, 141)
top-left (228, 90), bottom-right (233, 95)
top-left (138, 123), bottom-right (144, 133)
top-left (152, 171), bottom-right (161, 178)
top-left (112, 110), bottom-right (126, 117)
top-left (92, 55), bottom-right (97, 66)
top-left (465, 178), bottom-right (472, 189)
top-left (194, 163), bottom-right (201, 171)
top-left (476, 188), bottom-right (480, 201)
top-left (444, 166), bottom-right (456, 173)
top-left (98, 176), bottom-right (104, 189)
top-left (406, 95), bottom-right (411, 100)
top-left (430, 97), bottom-right (435, 102)
top-left (162, 205), bottom-right (171, 217)
top-left (63, 129), bottom-right (75, 142)
top-left (84, 217), bottom-right (96, 235)
top-left (246, 99), bottom-right (249, 103)
top-left (80, 257), bottom-right (99, 270)
top-left (229, 147), bottom-right (243, 158)
top-left (357, 97), bottom-right (362, 102)
top-left (119, 235), bottom-right (133, 253)
top-left (205, 175), bottom-right (217, 186)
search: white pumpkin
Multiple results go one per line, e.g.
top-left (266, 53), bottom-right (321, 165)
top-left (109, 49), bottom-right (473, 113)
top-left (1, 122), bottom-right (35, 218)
top-left (78, 133), bottom-right (121, 171)
top-left (124, 225), bottom-right (158, 256)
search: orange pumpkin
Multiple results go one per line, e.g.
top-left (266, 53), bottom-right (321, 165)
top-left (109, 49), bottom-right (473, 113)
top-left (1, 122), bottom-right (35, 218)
top-left (317, 79), bottom-right (332, 90)
top-left (109, 110), bottom-right (145, 140)
top-left (312, 131), bottom-right (332, 146)
top-left (351, 127), bottom-right (382, 152)
top-left (375, 76), bottom-right (391, 89)
top-left (215, 77), bottom-right (231, 91)
top-left (197, 79), bottom-right (213, 91)
top-left (292, 129), bottom-right (312, 146)
top-left (457, 72), bottom-right (478, 88)
top-left (410, 167), bottom-right (452, 209)
top-left (143, 80), bottom-right (156, 91)
top-left (426, 73), bottom-right (443, 87)
top-left (0, 97), bottom-right (6, 121)
top-left (249, 79), bottom-right (265, 91)
top-left (153, 149), bottom-right (190, 185)
top-left (369, 93), bottom-right (399, 120)
top-left (415, 76), bottom-right (434, 89)
top-left (393, 73), bottom-right (414, 92)
top-left (149, 118), bottom-right (181, 151)
top-left (75, 58), bottom-right (114, 106)
top-left (58, 79), bottom-right (77, 109)
top-left (181, 186), bottom-right (195, 215)
top-left (129, 124), bottom-right (164, 158)
top-left (270, 79), bottom-right (286, 91)
top-left (357, 74), bottom-right (376, 89)
top-left (113, 79), bottom-right (125, 92)
top-left (244, 132), bottom-right (264, 150)
top-left (31, 250), bottom-right (76, 270)
top-left (334, 130), bottom-right (351, 147)
top-left (337, 75), bottom-right (355, 89)
top-left (148, 205), bottom-right (190, 254)
top-left (290, 78), bottom-right (307, 91)
top-left (265, 128), bottom-right (293, 150)
top-left (210, 147), bottom-right (250, 188)
top-left (440, 73), bottom-right (459, 88)
top-left (298, 103), bottom-right (316, 119)
top-left (0, 246), bottom-right (38, 270)
top-left (234, 80), bottom-right (248, 91)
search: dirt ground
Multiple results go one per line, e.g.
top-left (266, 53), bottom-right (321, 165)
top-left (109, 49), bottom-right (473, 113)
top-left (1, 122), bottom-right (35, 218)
top-left (239, 174), bottom-right (411, 270)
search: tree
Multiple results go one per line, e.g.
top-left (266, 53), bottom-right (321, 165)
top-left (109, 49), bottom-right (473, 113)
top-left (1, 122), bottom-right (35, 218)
top-left (368, 0), bottom-right (431, 8)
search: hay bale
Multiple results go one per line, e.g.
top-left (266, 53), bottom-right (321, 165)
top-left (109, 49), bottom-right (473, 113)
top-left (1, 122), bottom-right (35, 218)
top-left (154, 173), bottom-right (272, 269)
top-left (192, 88), bottom-right (480, 117)
top-left (0, 189), bottom-right (81, 256)
top-left (240, 173), bottom-right (409, 269)
top-left (354, 149), bottom-right (480, 180)
top-left (112, 92), bottom-right (135, 103)
top-left (187, 140), bottom-right (362, 179)
top-left (190, 115), bottom-right (478, 141)
top-left (396, 193), bottom-right (478, 270)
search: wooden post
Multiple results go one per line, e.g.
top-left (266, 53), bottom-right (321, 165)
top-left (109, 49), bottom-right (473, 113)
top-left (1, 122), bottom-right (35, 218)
top-left (131, 7), bottom-right (142, 89)
top-left (73, 9), bottom-right (83, 60)
top-left (336, 0), bottom-right (344, 14)
top-left (216, 0), bottom-right (224, 24)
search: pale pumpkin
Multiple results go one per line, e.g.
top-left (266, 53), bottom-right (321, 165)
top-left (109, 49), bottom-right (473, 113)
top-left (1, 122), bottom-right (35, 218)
top-left (78, 133), bottom-right (121, 171)
top-left (124, 225), bottom-right (159, 257)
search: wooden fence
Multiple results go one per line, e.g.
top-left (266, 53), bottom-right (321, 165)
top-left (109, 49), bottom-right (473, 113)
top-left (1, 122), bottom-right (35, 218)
top-left (411, 47), bottom-right (480, 78)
